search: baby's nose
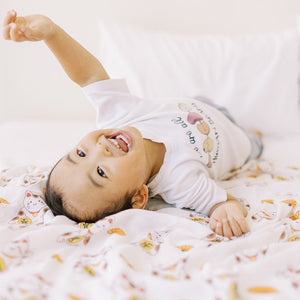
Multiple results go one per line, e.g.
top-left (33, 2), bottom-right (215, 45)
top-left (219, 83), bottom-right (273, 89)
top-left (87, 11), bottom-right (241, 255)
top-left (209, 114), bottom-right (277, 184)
top-left (97, 143), bottom-right (112, 156)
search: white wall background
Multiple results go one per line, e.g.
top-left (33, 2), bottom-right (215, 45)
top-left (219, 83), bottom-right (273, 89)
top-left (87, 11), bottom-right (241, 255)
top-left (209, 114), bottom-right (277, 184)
top-left (1, 0), bottom-right (300, 122)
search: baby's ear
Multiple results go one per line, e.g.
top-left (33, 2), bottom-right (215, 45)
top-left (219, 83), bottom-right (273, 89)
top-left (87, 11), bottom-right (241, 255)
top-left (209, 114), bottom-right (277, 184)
top-left (131, 184), bottom-right (148, 209)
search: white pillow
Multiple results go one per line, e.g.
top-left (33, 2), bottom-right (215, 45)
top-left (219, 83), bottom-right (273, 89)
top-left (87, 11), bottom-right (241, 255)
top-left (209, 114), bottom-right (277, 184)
top-left (98, 21), bottom-right (300, 136)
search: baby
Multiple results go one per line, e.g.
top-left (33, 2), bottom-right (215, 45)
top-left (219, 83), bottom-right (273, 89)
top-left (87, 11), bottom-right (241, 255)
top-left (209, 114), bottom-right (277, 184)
top-left (3, 10), bottom-right (263, 237)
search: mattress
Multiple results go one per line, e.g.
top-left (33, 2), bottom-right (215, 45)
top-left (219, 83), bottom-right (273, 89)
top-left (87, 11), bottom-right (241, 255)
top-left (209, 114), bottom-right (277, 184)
top-left (0, 122), bottom-right (299, 299)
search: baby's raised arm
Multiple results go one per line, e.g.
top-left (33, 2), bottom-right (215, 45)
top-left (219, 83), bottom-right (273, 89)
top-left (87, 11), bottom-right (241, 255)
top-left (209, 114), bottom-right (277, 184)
top-left (3, 10), bottom-right (109, 86)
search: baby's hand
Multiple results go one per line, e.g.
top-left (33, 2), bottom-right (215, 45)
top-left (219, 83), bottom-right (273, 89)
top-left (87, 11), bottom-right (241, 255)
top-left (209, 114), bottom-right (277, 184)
top-left (209, 199), bottom-right (249, 237)
top-left (3, 10), bottom-right (55, 42)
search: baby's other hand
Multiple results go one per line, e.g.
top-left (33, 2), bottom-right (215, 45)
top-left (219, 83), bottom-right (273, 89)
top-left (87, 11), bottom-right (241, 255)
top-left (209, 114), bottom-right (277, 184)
top-left (209, 200), bottom-right (249, 237)
top-left (3, 10), bottom-right (55, 42)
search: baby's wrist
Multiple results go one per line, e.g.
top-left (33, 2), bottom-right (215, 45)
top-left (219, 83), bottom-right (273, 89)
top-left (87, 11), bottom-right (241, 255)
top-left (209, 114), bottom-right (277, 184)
top-left (227, 199), bottom-right (248, 217)
top-left (43, 18), bottom-right (58, 41)
top-left (209, 198), bottom-right (247, 217)
top-left (209, 201), bottom-right (226, 216)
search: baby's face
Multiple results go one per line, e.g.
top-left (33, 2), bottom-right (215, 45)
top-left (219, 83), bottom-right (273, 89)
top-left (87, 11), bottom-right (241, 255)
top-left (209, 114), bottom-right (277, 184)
top-left (49, 127), bottom-right (151, 220)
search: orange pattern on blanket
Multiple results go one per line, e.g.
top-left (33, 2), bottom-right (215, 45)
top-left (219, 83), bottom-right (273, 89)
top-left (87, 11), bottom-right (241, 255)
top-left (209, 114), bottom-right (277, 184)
top-left (107, 228), bottom-right (126, 236)
top-left (177, 245), bottom-right (194, 252)
top-left (52, 254), bottom-right (63, 263)
top-left (139, 239), bottom-right (154, 250)
top-left (248, 286), bottom-right (278, 293)
top-left (288, 235), bottom-right (300, 242)
top-left (247, 174), bottom-right (259, 178)
top-left (281, 199), bottom-right (297, 208)
top-left (68, 295), bottom-right (84, 300)
top-left (82, 265), bottom-right (97, 276)
top-left (189, 213), bottom-right (209, 224)
top-left (228, 282), bottom-right (240, 300)
top-left (79, 222), bottom-right (93, 229)
top-left (0, 198), bottom-right (8, 204)
top-left (275, 176), bottom-right (286, 181)
top-left (290, 211), bottom-right (300, 220)
top-left (120, 253), bottom-right (136, 270)
top-left (0, 257), bottom-right (6, 272)
top-left (261, 199), bottom-right (274, 204)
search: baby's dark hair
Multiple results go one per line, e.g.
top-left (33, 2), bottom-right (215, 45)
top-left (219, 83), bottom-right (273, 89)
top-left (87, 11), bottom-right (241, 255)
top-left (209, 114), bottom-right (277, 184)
top-left (44, 163), bottom-right (134, 223)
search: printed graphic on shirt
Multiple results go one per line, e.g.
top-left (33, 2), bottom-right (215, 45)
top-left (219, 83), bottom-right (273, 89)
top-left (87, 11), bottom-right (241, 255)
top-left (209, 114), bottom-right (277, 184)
top-left (174, 102), bottom-right (220, 167)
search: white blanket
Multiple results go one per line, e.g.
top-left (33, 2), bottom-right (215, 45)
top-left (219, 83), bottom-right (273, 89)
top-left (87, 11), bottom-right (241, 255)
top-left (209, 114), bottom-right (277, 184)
top-left (0, 137), bottom-right (300, 300)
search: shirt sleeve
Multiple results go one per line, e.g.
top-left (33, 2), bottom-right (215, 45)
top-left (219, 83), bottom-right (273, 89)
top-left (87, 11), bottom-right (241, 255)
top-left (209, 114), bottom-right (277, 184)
top-left (164, 173), bottom-right (227, 216)
top-left (175, 173), bottom-right (227, 215)
top-left (82, 79), bottom-right (130, 96)
top-left (148, 151), bottom-right (228, 216)
top-left (82, 79), bottom-right (144, 129)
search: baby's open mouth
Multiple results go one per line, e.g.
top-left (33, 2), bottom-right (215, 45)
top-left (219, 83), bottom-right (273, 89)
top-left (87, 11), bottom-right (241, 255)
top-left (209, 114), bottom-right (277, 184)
top-left (106, 131), bottom-right (132, 153)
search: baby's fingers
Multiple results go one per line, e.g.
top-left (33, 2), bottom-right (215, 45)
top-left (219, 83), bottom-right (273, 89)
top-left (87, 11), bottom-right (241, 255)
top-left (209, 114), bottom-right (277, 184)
top-left (2, 24), bottom-right (11, 40)
top-left (10, 23), bottom-right (26, 42)
top-left (209, 218), bottom-right (223, 236)
top-left (222, 218), bottom-right (233, 237)
top-left (228, 217), bottom-right (242, 236)
top-left (3, 11), bottom-right (15, 39)
top-left (236, 216), bottom-right (249, 234)
top-left (215, 221), bottom-right (223, 236)
top-left (3, 10), bottom-right (16, 26)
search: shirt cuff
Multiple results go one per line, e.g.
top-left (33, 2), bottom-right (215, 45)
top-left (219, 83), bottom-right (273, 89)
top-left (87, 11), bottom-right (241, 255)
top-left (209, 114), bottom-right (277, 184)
top-left (82, 79), bottom-right (130, 94)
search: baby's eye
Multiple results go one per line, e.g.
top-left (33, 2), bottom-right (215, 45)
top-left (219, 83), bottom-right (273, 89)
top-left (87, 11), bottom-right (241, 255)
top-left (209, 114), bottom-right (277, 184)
top-left (77, 150), bottom-right (86, 157)
top-left (97, 167), bottom-right (107, 178)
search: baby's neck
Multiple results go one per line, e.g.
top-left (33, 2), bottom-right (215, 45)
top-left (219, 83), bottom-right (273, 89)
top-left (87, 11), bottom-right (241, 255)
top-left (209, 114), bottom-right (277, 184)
top-left (143, 138), bottom-right (166, 179)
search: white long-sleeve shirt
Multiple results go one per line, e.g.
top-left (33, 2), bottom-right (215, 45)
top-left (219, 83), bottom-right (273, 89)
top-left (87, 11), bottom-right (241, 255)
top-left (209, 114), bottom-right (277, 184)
top-left (83, 79), bottom-right (251, 215)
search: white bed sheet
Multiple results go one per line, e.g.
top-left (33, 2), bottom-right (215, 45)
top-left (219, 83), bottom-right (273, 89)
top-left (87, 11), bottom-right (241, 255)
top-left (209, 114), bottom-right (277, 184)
top-left (0, 123), bottom-right (299, 299)
top-left (0, 121), bottom-right (94, 170)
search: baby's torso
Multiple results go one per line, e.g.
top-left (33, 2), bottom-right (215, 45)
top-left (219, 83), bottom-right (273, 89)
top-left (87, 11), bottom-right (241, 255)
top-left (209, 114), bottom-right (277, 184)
top-left (128, 98), bottom-right (251, 180)
top-left (83, 79), bottom-right (251, 214)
